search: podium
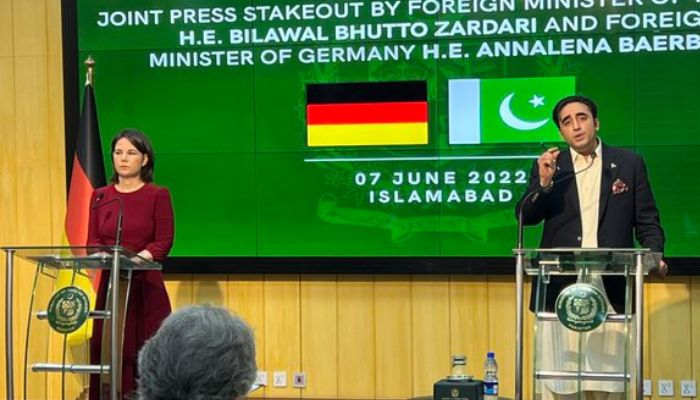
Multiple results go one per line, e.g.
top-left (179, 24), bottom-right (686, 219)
top-left (513, 248), bottom-right (660, 400)
top-left (2, 245), bottom-right (163, 400)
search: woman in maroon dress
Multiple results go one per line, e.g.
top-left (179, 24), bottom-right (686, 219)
top-left (87, 129), bottom-right (173, 400)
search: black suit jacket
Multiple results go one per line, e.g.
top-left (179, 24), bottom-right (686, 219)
top-left (516, 143), bottom-right (664, 313)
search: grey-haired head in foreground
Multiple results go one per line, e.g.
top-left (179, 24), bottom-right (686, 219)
top-left (136, 304), bottom-right (257, 400)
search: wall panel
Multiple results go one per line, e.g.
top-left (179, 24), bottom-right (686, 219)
top-left (47, 52), bottom-right (66, 245)
top-left (264, 275), bottom-right (301, 398)
top-left (228, 274), bottom-right (265, 397)
top-left (14, 55), bottom-right (52, 398)
top-left (450, 276), bottom-right (488, 378)
top-left (0, 54), bottom-right (17, 397)
top-left (487, 276), bottom-right (516, 398)
top-left (411, 276), bottom-right (449, 396)
top-left (692, 277), bottom-right (700, 392)
top-left (337, 275), bottom-right (375, 399)
top-left (647, 278), bottom-right (692, 398)
top-left (192, 273), bottom-right (228, 305)
top-left (0, 0), bottom-right (14, 57)
top-left (163, 273), bottom-right (193, 309)
top-left (12, 0), bottom-right (47, 57)
top-left (374, 277), bottom-right (412, 399)
top-left (301, 275), bottom-right (338, 398)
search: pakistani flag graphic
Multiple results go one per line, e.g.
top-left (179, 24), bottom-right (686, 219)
top-left (448, 76), bottom-right (575, 144)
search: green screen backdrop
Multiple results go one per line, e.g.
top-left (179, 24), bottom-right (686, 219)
top-left (67, 0), bottom-right (700, 264)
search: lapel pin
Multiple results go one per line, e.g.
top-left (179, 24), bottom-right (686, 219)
top-left (612, 178), bottom-right (629, 194)
top-left (610, 163), bottom-right (617, 169)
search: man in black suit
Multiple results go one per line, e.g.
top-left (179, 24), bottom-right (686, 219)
top-left (518, 95), bottom-right (667, 312)
top-left (516, 95), bottom-right (666, 399)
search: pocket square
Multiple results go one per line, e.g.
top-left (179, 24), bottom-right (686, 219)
top-left (612, 178), bottom-right (629, 195)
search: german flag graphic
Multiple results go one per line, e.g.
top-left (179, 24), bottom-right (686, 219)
top-left (306, 81), bottom-right (428, 147)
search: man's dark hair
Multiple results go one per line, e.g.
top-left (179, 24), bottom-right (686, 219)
top-left (110, 128), bottom-right (155, 183)
top-left (137, 305), bottom-right (257, 400)
top-left (552, 95), bottom-right (598, 128)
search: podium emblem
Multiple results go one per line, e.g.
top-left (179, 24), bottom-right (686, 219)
top-left (555, 283), bottom-right (608, 332)
top-left (47, 286), bottom-right (90, 334)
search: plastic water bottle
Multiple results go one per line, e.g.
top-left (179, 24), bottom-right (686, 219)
top-left (483, 352), bottom-right (499, 400)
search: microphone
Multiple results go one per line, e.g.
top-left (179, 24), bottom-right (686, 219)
top-left (516, 152), bottom-right (598, 250)
top-left (92, 193), bottom-right (124, 247)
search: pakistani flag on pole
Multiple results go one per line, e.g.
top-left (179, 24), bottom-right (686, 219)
top-left (448, 76), bottom-right (575, 144)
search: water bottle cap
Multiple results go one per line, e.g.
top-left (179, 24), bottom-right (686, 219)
top-left (487, 352), bottom-right (495, 358)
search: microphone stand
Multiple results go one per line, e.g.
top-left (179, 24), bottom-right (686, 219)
top-left (91, 194), bottom-right (124, 400)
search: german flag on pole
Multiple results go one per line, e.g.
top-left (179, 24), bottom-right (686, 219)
top-left (62, 64), bottom-right (105, 345)
top-left (306, 81), bottom-right (428, 147)
top-left (65, 80), bottom-right (106, 248)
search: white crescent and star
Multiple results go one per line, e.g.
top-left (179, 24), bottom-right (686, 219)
top-left (499, 93), bottom-right (549, 131)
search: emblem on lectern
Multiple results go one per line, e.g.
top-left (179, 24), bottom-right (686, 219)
top-left (47, 286), bottom-right (90, 334)
top-left (451, 388), bottom-right (459, 398)
top-left (555, 283), bottom-right (608, 332)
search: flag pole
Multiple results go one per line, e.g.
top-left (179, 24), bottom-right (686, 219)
top-left (85, 56), bottom-right (95, 86)
top-left (65, 54), bottom-right (108, 399)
